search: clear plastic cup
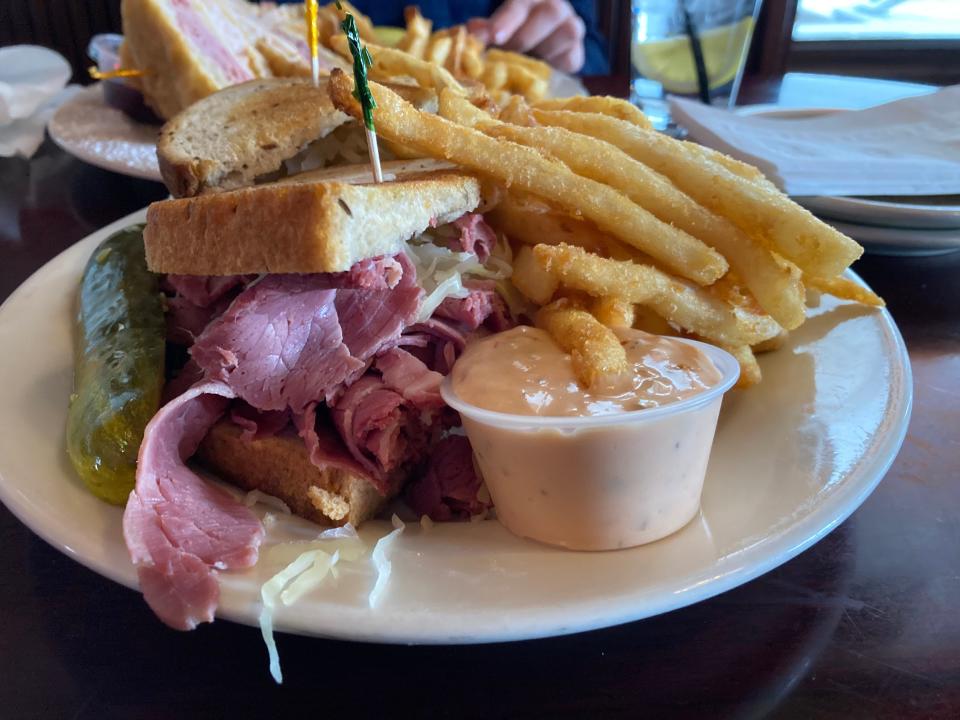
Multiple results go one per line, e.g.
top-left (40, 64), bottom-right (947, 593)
top-left (87, 33), bottom-right (162, 125)
top-left (441, 339), bottom-right (740, 551)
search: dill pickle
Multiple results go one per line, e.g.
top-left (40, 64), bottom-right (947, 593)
top-left (67, 225), bottom-right (165, 505)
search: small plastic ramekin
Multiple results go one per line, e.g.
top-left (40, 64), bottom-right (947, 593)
top-left (441, 339), bottom-right (740, 551)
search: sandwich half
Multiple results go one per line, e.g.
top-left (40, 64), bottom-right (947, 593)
top-left (122, 77), bottom-right (518, 629)
top-left (157, 76), bottom-right (437, 197)
top-left (143, 162), bottom-right (504, 528)
top-left (119, 0), bottom-right (347, 119)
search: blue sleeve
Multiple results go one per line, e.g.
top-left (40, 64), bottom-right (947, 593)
top-left (567, 0), bottom-right (610, 75)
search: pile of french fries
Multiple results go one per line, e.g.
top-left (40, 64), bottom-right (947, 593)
top-left (326, 43), bottom-right (883, 389)
top-left (307, 3), bottom-right (550, 102)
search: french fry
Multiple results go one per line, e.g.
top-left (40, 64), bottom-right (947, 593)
top-left (422, 87), bottom-right (727, 283)
top-left (505, 63), bottom-right (548, 101)
top-left (329, 36), bottom-right (465, 94)
top-left (498, 95), bottom-right (536, 126)
top-left (478, 119), bottom-right (806, 329)
top-left (512, 245), bottom-right (559, 304)
top-left (533, 96), bottom-right (652, 129)
top-left (481, 61), bottom-right (509, 93)
top-left (396, 6), bottom-right (431, 59)
top-left (533, 243), bottom-right (781, 347)
top-left (484, 48), bottom-right (551, 80)
top-left (447, 25), bottom-right (468, 76)
top-left (722, 344), bottom-right (762, 388)
top-left (681, 141), bottom-right (774, 187)
top-left (461, 33), bottom-right (485, 79)
top-left (425, 35), bottom-right (453, 66)
top-left (591, 296), bottom-right (635, 328)
top-left (484, 192), bottom-right (627, 258)
top-left (531, 109), bottom-right (864, 279)
top-left (315, 7), bottom-right (343, 46)
top-left (804, 274), bottom-right (885, 307)
top-left (537, 298), bottom-right (629, 387)
top-left (328, 1), bottom-right (377, 42)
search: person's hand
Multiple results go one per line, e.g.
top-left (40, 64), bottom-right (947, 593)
top-left (467, 0), bottom-right (586, 74)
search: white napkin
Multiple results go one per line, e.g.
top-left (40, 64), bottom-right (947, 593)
top-left (670, 85), bottom-right (960, 197)
top-left (0, 45), bottom-right (77, 159)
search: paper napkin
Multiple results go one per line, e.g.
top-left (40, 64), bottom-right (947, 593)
top-left (670, 85), bottom-right (960, 197)
top-left (0, 45), bottom-right (77, 159)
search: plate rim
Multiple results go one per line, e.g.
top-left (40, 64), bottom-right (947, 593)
top-left (824, 218), bottom-right (960, 249)
top-left (47, 83), bottom-right (164, 183)
top-left (0, 208), bottom-right (914, 644)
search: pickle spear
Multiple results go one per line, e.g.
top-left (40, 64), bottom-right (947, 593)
top-left (67, 225), bottom-right (165, 505)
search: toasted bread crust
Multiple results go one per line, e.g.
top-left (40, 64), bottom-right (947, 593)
top-left (196, 420), bottom-right (385, 527)
top-left (157, 77), bottom-right (351, 198)
top-left (144, 170), bottom-right (481, 274)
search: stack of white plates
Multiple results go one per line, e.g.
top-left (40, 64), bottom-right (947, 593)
top-left (797, 195), bottom-right (960, 257)
top-left (734, 106), bottom-right (960, 257)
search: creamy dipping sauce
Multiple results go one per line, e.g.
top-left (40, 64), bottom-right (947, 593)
top-left (443, 326), bottom-right (737, 551)
top-left (451, 326), bottom-right (722, 417)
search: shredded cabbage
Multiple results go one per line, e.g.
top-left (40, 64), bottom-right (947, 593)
top-left (404, 234), bottom-right (511, 323)
top-left (494, 278), bottom-right (538, 321)
top-left (263, 524), bottom-right (363, 563)
top-left (284, 124), bottom-right (374, 174)
top-left (257, 525), bottom-right (363, 684)
top-left (369, 514), bottom-right (406, 608)
top-left (259, 550), bottom-right (317, 684)
top-left (257, 517), bottom-right (408, 682)
top-left (244, 489), bottom-right (292, 514)
top-left (281, 550), bottom-right (339, 606)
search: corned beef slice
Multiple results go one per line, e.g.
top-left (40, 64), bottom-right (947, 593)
top-left (436, 287), bottom-right (494, 330)
top-left (451, 213), bottom-right (497, 262)
top-left (334, 286), bottom-right (422, 360)
top-left (400, 318), bottom-right (466, 375)
top-left (230, 402), bottom-right (290, 442)
top-left (435, 280), bottom-right (514, 332)
top-left (191, 276), bottom-right (362, 413)
top-left (341, 256), bottom-right (403, 290)
top-left (293, 403), bottom-right (372, 479)
top-left (331, 377), bottom-right (411, 487)
top-left (164, 275), bottom-right (250, 345)
top-left (330, 349), bottom-right (445, 488)
top-left (123, 382), bottom-right (264, 631)
top-left (407, 435), bottom-right (491, 521)
top-left (190, 271), bottom-right (421, 413)
top-left (376, 347), bottom-right (444, 409)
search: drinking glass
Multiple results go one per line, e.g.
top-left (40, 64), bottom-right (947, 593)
top-left (631, 0), bottom-right (764, 132)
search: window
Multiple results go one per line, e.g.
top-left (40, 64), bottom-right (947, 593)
top-left (787, 0), bottom-right (960, 84)
top-left (793, 0), bottom-right (960, 41)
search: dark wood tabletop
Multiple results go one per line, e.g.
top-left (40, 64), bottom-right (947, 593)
top-left (0, 73), bottom-right (957, 719)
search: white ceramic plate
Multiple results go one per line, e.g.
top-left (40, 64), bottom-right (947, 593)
top-left (822, 218), bottom-right (960, 257)
top-left (48, 84), bottom-right (162, 182)
top-left (0, 210), bottom-right (912, 644)
top-left (798, 195), bottom-right (960, 231)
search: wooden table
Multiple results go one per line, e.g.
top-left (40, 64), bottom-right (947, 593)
top-left (0, 74), bottom-right (957, 719)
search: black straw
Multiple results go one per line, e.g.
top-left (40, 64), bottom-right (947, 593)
top-left (682, 3), bottom-right (711, 105)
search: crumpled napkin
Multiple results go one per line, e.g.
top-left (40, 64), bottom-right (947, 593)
top-left (670, 85), bottom-right (960, 197)
top-left (0, 45), bottom-right (79, 159)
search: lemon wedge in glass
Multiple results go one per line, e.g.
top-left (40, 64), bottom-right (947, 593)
top-left (631, 16), bottom-right (755, 95)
